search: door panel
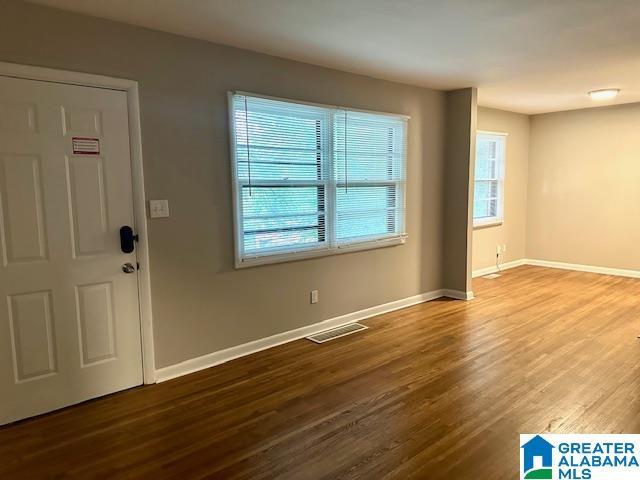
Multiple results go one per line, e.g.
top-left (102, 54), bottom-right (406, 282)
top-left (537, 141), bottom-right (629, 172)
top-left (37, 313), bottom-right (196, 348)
top-left (0, 101), bottom-right (37, 133)
top-left (66, 155), bottom-right (109, 257)
top-left (0, 154), bottom-right (48, 264)
top-left (75, 281), bottom-right (116, 366)
top-left (0, 76), bottom-right (143, 425)
top-left (61, 106), bottom-right (102, 136)
top-left (8, 290), bottom-right (57, 381)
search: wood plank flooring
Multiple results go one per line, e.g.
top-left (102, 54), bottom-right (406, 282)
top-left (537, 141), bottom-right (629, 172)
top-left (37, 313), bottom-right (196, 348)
top-left (1, 266), bottom-right (640, 479)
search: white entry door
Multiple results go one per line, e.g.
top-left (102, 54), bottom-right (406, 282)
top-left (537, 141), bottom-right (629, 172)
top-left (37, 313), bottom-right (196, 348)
top-left (0, 76), bottom-right (143, 425)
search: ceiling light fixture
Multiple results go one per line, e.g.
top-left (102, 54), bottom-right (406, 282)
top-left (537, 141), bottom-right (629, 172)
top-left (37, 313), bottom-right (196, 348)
top-left (588, 89), bottom-right (620, 100)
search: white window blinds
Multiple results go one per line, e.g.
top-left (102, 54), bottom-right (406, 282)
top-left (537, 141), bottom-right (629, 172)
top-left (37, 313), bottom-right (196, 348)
top-left (230, 93), bottom-right (408, 266)
top-left (473, 132), bottom-right (506, 226)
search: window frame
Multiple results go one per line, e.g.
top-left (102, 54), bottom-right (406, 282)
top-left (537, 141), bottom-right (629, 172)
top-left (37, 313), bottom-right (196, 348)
top-left (473, 130), bottom-right (507, 229)
top-left (228, 91), bottom-right (409, 268)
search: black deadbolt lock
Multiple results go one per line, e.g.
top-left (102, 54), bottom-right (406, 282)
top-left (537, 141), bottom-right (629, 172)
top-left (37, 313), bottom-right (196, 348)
top-left (120, 226), bottom-right (138, 253)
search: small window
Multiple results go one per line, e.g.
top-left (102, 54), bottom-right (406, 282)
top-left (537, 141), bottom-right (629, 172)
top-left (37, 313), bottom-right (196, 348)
top-left (473, 132), bottom-right (506, 227)
top-left (229, 93), bottom-right (408, 267)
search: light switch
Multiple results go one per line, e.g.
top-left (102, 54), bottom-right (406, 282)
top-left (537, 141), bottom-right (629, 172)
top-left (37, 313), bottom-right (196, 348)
top-left (149, 199), bottom-right (170, 218)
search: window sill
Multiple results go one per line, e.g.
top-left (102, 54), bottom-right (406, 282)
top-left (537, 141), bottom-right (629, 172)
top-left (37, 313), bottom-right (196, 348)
top-left (235, 235), bottom-right (407, 269)
top-left (473, 219), bottom-right (503, 230)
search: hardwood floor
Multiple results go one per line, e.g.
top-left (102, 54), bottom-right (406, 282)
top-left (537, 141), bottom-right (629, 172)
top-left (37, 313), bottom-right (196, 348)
top-left (1, 266), bottom-right (640, 479)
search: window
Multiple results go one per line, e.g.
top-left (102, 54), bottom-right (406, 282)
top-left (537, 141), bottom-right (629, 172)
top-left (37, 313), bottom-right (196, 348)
top-left (229, 92), bottom-right (408, 267)
top-left (473, 132), bottom-right (506, 227)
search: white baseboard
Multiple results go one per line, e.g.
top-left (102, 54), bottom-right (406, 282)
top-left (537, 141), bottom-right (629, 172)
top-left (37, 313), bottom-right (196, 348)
top-left (156, 288), bottom-right (467, 382)
top-left (525, 258), bottom-right (640, 279)
top-left (442, 289), bottom-right (474, 300)
top-left (472, 258), bottom-right (527, 278)
top-left (473, 257), bottom-right (640, 279)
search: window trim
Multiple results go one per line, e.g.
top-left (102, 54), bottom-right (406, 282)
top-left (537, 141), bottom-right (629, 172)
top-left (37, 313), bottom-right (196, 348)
top-left (232, 90), bottom-right (411, 121)
top-left (473, 130), bottom-right (507, 229)
top-left (227, 91), bottom-right (409, 269)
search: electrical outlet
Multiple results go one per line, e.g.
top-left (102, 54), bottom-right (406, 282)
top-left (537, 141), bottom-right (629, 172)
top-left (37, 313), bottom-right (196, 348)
top-left (502, 244), bottom-right (507, 253)
top-left (310, 290), bottom-right (319, 304)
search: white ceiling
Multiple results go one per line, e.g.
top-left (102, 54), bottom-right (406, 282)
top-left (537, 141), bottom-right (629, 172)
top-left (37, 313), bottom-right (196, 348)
top-left (29, 0), bottom-right (640, 114)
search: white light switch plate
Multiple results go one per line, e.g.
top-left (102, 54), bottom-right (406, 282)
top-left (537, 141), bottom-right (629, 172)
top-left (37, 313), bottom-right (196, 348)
top-left (149, 199), bottom-right (170, 218)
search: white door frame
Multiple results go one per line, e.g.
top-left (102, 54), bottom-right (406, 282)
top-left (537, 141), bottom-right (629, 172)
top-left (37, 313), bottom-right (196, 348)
top-left (0, 61), bottom-right (156, 384)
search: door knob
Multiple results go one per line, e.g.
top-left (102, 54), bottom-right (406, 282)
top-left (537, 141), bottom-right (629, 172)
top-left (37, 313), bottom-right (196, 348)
top-left (122, 263), bottom-right (136, 274)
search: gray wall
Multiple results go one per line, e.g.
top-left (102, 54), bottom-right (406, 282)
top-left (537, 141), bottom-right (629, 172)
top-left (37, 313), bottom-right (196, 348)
top-left (0, 0), bottom-right (451, 368)
top-left (473, 107), bottom-right (530, 272)
top-left (443, 88), bottom-right (477, 294)
top-left (527, 103), bottom-right (640, 270)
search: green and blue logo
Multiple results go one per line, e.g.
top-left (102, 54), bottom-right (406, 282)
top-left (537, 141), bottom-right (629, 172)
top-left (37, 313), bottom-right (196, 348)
top-left (521, 435), bottom-right (554, 479)
top-left (520, 434), bottom-right (640, 479)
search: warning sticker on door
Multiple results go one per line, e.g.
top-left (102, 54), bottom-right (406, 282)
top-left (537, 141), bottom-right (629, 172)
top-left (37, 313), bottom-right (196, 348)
top-left (72, 137), bottom-right (100, 155)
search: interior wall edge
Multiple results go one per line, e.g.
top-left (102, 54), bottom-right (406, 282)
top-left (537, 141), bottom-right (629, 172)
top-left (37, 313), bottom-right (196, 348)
top-left (442, 87), bottom-right (477, 293)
